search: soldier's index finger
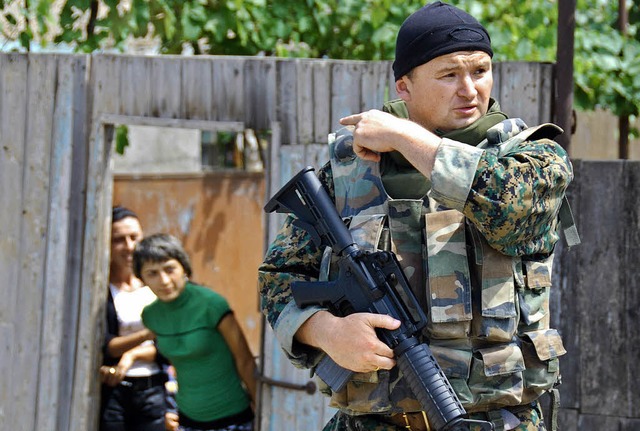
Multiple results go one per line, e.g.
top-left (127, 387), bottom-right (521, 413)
top-left (339, 114), bottom-right (362, 125)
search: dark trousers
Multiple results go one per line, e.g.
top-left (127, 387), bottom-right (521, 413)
top-left (100, 380), bottom-right (167, 431)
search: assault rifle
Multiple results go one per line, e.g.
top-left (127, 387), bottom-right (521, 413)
top-left (265, 166), bottom-right (494, 431)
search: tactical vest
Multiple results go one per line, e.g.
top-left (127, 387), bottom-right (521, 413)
top-left (321, 120), bottom-right (568, 415)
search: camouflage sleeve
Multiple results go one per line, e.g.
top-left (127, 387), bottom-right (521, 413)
top-left (257, 164), bottom-right (334, 368)
top-left (430, 138), bottom-right (485, 209)
top-left (431, 137), bottom-right (573, 256)
top-left (465, 138), bottom-right (573, 256)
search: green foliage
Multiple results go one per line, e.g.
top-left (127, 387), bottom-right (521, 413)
top-left (2, 0), bottom-right (639, 118)
top-left (572, 0), bottom-right (640, 117)
top-left (450, 0), bottom-right (558, 62)
top-left (115, 125), bottom-right (129, 155)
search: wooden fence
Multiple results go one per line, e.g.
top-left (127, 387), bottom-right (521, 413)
top-left (0, 52), bottom-right (637, 431)
top-left (554, 160), bottom-right (640, 430)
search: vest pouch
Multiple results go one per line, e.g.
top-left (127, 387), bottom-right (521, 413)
top-left (520, 329), bottom-right (566, 403)
top-left (430, 344), bottom-right (474, 406)
top-left (467, 343), bottom-right (525, 411)
top-left (424, 210), bottom-right (472, 340)
top-left (328, 370), bottom-right (393, 414)
top-left (469, 227), bottom-right (518, 342)
top-left (519, 257), bottom-right (553, 331)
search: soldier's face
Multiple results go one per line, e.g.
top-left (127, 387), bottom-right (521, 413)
top-left (396, 51), bottom-right (493, 133)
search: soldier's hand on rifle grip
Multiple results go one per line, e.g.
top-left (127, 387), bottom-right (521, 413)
top-left (295, 310), bottom-right (400, 373)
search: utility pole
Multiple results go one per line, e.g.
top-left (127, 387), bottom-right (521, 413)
top-left (618, 0), bottom-right (629, 159)
top-left (555, 0), bottom-right (576, 153)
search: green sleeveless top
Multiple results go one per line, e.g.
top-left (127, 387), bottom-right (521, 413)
top-left (142, 282), bottom-right (250, 422)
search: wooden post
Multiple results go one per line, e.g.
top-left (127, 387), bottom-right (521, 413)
top-left (618, 0), bottom-right (629, 159)
top-left (555, 0), bottom-right (576, 153)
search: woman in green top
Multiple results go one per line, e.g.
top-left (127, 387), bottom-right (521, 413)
top-left (134, 234), bottom-right (257, 431)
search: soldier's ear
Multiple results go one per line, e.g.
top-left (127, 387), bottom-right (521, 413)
top-left (396, 77), bottom-right (411, 102)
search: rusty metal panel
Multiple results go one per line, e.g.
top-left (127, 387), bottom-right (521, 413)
top-left (112, 172), bottom-right (266, 354)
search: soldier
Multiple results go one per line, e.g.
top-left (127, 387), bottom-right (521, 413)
top-left (259, 2), bottom-right (577, 430)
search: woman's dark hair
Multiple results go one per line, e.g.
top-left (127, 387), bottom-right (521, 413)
top-left (133, 233), bottom-right (192, 279)
top-left (112, 206), bottom-right (138, 223)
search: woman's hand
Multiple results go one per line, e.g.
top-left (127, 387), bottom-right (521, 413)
top-left (165, 412), bottom-right (179, 431)
top-left (99, 364), bottom-right (126, 387)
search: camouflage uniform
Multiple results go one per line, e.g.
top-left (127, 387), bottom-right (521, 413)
top-left (258, 100), bottom-right (573, 430)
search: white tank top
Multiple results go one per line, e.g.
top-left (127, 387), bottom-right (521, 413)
top-left (109, 284), bottom-right (160, 377)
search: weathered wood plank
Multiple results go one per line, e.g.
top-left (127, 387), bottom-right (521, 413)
top-left (491, 62), bottom-right (503, 106)
top-left (385, 61), bottom-right (398, 101)
top-left (258, 325), bottom-right (277, 431)
top-left (622, 161), bottom-right (640, 416)
top-left (99, 114), bottom-right (244, 132)
top-left (181, 57), bottom-right (213, 120)
top-left (243, 58), bottom-right (276, 131)
top-left (35, 54), bottom-right (77, 431)
top-left (91, 54), bottom-right (122, 117)
top-left (0, 54), bottom-right (27, 321)
top-left (0, 53), bottom-right (28, 428)
top-left (261, 145), bottom-right (335, 431)
top-left (14, 53), bottom-right (57, 431)
top-left (312, 61), bottom-right (331, 143)
top-left (360, 61), bottom-right (388, 112)
top-left (554, 160), bottom-right (581, 410)
top-left (259, 120), bottom-right (283, 430)
top-left (538, 63), bottom-right (554, 123)
top-left (496, 62), bottom-right (545, 125)
top-left (296, 59), bottom-right (315, 145)
top-left (58, 54), bottom-right (91, 431)
top-left (70, 84), bottom-right (115, 431)
top-left (212, 57), bottom-right (245, 121)
top-left (557, 408), bottom-right (579, 431)
top-left (330, 62), bottom-right (362, 131)
top-left (71, 135), bottom-right (113, 431)
top-left (265, 121), bottom-right (283, 245)
top-left (149, 56), bottom-right (183, 118)
top-left (575, 161), bottom-right (627, 416)
top-left (277, 60), bottom-right (298, 145)
top-left (578, 413), bottom-right (625, 429)
top-left (118, 55), bottom-right (152, 116)
top-left (621, 417), bottom-right (640, 431)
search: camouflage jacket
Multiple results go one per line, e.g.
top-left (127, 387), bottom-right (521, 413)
top-left (258, 100), bottom-right (572, 415)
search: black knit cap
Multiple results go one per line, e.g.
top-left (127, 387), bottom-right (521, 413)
top-left (392, 1), bottom-right (493, 80)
